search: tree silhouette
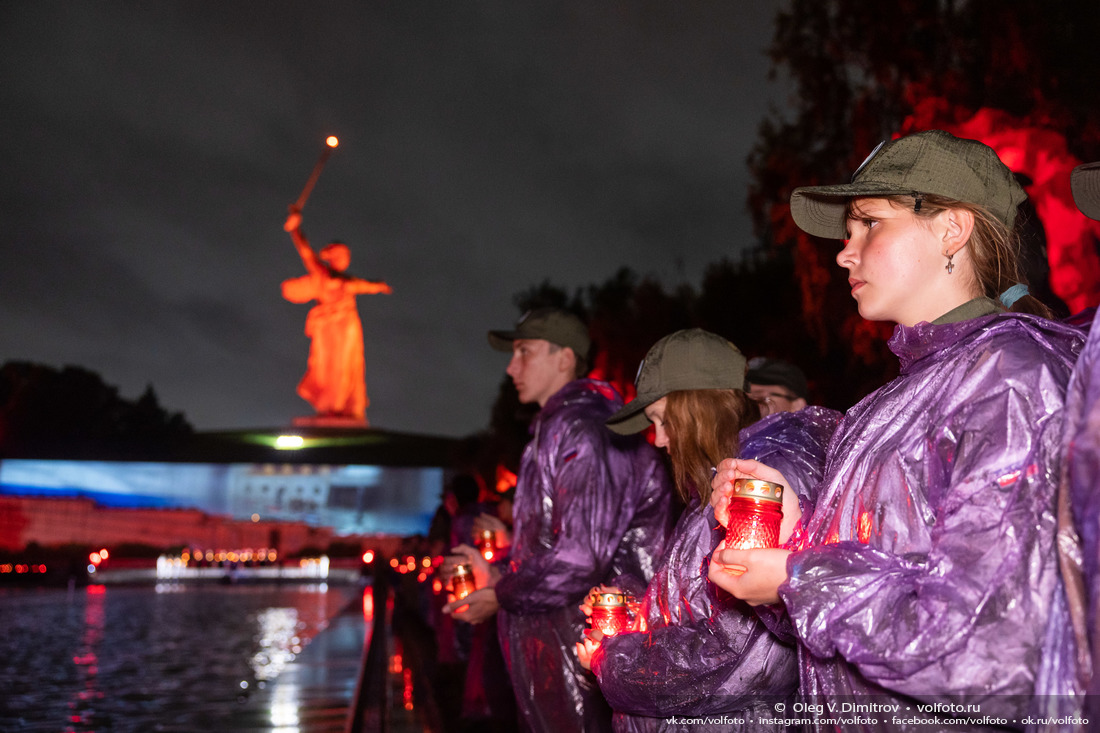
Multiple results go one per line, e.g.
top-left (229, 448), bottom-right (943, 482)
top-left (0, 361), bottom-right (191, 456)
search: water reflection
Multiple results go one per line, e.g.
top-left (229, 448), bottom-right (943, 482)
top-left (269, 682), bottom-right (300, 731)
top-left (251, 607), bottom-right (301, 680)
top-left (0, 583), bottom-right (358, 732)
top-left (67, 584), bottom-right (106, 732)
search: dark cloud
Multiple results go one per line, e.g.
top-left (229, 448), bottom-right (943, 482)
top-left (2, 1), bottom-right (789, 437)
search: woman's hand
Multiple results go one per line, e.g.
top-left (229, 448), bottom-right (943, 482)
top-left (578, 584), bottom-right (621, 617)
top-left (709, 458), bottom-right (738, 526)
top-left (574, 627), bottom-right (605, 671)
top-left (710, 458), bottom-right (798, 541)
top-left (707, 539), bottom-right (791, 606)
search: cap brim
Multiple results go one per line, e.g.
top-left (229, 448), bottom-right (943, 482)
top-left (487, 330), bottom-right (517, 352)
top-left (605, 391), bottom-right (662, 435)
top-left (790, 181), bottom-right (917, 239)
top-left (1072, 162), bottom-right (1100, 221)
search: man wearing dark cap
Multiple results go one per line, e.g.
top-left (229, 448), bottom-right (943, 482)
top-left (445, 307), bottom-right (674, 733)
top-left (1072, 162), bottom-right (1100, 221)
top-left (745, 357), bottom-right (809, 416)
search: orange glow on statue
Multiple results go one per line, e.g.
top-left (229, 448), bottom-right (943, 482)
top-left (282, 207), bottom-right (392, 424)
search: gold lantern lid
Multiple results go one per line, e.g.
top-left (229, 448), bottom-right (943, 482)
top-left (731, 478), bottom-right (784, 505)
top-left (590, 590), bottom-right (628, 607)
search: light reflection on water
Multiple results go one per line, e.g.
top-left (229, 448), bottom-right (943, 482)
top-left (0, 582), bottom-right (358, 732)
top-left (251, 607), bottom-right (301, 681)
top-left (269, 682), bottom-right (301, 731)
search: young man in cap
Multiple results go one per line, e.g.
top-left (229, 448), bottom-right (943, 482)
top-left (745, 357), bottom-right (809, 416)
top-left (445, 307), bottom-right (674, 733)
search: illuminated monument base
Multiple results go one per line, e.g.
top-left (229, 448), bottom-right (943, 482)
top-left (292, 414), bottom-right (368, 428)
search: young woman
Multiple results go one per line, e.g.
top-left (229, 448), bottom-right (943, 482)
top-left (577, 328), bottom-right (839, 731)
top-left (708, 130), bottom-right (1085, 728)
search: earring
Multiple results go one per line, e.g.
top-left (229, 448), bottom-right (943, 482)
top-left (945, 252), bottom-right (955, 274)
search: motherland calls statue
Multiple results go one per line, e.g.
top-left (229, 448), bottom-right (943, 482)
top-left (281, 207), bottom-right (392, 425)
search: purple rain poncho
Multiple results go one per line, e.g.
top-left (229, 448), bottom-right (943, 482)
top-left (494, 378), bottom-right (676, 733)
top-left (780, 311), bottom-right (1085, 732)
top-left (1061, 307), bottom-right (1100, 726)
top-left (591, 406), bottom-right (841, 732)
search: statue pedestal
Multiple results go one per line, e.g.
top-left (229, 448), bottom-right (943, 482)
top-left (292, 415), bottom-right (369, 429)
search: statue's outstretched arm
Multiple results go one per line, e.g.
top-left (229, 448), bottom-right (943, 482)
top-left (349, 279), bottom-right (393, 295)
top-left (284, 206), bottom-right (323, 275)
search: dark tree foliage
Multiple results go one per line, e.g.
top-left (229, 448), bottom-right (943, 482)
top-left (753, 0), bottom-right (1100, 215)
top-left (0, 361), bottom-right (192, 456)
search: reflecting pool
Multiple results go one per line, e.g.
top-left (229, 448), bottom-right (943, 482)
top-left (0, 583), bottom-right (363, 732)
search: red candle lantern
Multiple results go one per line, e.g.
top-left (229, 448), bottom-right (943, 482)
top-left (476, 529), bottom-right (496, 561)
top-left (724, 479), bottom-right (784, 550)
top-left (451, 563), bottom-right (476, 600)
top-left (590, 591), bottom-right (632, 636)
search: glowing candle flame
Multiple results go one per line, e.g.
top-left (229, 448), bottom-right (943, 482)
top-left (326, 136), bottom-right (339, 148)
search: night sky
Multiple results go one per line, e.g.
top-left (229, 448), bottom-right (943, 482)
top-left (3, 2), bottom-right (790, 438)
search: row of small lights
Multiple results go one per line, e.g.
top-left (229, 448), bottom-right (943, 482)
top-left (1, 564), bottom-right (48, 574)
top-left (8, 547), bottom-right (377, 576)
top-left (162, 552), bottom-right (333, 570)
top-left (87, 547), bottom-right (284, 574)
top-left (180, 548), bottom-right (279, 564)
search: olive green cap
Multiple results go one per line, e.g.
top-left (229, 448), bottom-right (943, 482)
top-left (606, 329), bottom-right (746, 435)
top-left (487, 307), bottom-right (591, 363)
top-left (1072, 162), bottom-right (1100, 221)
top-left (790, 130), bottom-right (1027, 239)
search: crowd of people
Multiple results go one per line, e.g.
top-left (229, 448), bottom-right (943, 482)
top-left (423, 132), bottom-right (1100, 732)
